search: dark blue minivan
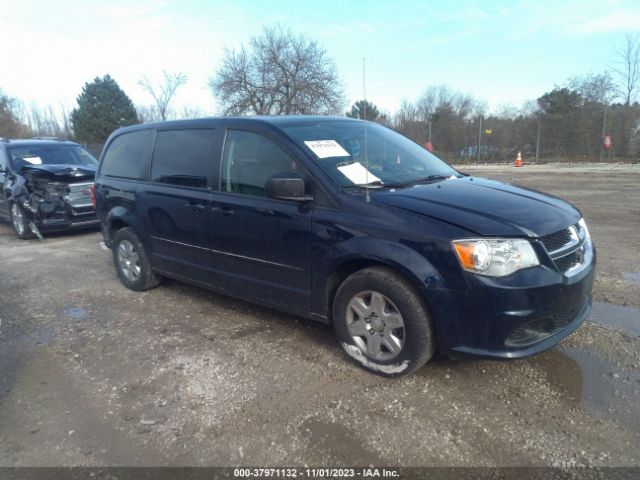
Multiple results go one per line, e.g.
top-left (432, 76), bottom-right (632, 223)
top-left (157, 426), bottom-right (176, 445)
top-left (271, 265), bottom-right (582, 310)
top-left (95, 117), bottom-right (595, 376)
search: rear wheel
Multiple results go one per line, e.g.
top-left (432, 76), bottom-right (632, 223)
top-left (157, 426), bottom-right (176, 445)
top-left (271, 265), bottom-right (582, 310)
top-left (333, 266), bottom-right (435, 377)
top-left (112, 227), bottom-right (160, 291)
top-left (10, 202), bottom-right (35, 240)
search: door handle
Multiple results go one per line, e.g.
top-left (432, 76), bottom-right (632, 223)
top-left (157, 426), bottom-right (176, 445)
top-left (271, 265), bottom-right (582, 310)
top-left (185, 202), bottom-right (205, 212)
top-left (256, 208), bottom-right (275, 216)
top-left (211, 205), bottom-right (234, 216)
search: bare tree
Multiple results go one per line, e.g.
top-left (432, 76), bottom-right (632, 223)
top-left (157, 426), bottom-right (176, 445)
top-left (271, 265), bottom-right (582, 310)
top-left (567, 72), bottom-right (616, 105)
top-left (135, 104), bottom-right (157, 124)
top-left (180, 105), bottom-right (207, 119)
top-left (25, 103), bottom-right (68, 137)
top-left (611, 34), bottom-right (640, 157)
top-left (210, 26), bottom-right (345, 115)
top-left (138, 71), bottom-right (188, 121)
top-left (613, 33), bottom-right (640, 107)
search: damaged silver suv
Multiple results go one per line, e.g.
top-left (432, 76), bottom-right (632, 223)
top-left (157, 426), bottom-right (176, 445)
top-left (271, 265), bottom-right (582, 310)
top-left (0, 138), bottom-right (99, 239)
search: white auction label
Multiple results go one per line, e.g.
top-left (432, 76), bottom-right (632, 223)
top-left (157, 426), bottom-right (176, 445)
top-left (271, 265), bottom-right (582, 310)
top-left (304, 140), bottom-right (350, 159)
top-left (337, 162), bottom-right (381, 185)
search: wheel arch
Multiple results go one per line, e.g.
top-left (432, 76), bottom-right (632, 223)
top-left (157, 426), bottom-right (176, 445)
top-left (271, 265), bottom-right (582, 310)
top-left (322, 238), bottom-right (444, 324)
top-left (104, 206), bottom-right (143, 247)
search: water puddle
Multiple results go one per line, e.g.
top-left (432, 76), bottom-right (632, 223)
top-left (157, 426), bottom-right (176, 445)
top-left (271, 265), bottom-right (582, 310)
top-left (34, 325), bottom-right (58, 346)
top-left (589, 301), bottom-right (640, 336)
top-left (301, 418), bottom-right (382, 465)
top-left (540, 347), bottom-right (640, 432)
top-left (623, 272), bottom-right (640, 286)
top-left (58, 306), bottom-right (90, 320)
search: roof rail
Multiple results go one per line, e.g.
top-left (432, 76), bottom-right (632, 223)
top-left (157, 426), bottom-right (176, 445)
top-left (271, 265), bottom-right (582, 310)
top-left (30, 136), bottom-right (66, 141)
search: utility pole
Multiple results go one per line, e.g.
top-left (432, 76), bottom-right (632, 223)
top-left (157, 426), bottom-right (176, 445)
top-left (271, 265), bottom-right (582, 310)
top-left (477, 116), bottom-right (482, 164)
top-left (599, 105), bottom-right (609, 162)
top-left (535, 111), bottom-right (541, 162)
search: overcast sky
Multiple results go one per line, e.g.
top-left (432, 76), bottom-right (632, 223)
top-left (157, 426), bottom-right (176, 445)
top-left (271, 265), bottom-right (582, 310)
top-left (1, 0), bottom-right (639, 117)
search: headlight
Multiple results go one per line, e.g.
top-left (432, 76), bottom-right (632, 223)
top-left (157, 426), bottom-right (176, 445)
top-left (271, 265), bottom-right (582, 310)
top-left (452, 239), bottom-right (540, 277)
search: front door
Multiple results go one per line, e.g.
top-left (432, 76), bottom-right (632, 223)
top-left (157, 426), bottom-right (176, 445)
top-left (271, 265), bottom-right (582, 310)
top-left (209, 129), bottom-right (312, 312)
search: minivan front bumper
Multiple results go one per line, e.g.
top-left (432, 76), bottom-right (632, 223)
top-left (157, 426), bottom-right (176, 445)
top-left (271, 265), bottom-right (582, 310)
top-left (434, 250), bottom-right (596, 360)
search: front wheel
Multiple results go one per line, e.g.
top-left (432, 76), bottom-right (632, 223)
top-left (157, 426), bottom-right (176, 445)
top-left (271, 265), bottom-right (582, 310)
top-left (10, 202), bottom-right (35, 240)
top-left (333, 266), bottom-right (435, 377)
top-left (112, 227), bottom-right (160, 291)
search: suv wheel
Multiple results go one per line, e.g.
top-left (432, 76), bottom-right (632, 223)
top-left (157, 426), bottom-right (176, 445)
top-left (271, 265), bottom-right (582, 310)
top-left (333, 266), bottom-right (435, 377)
top-left (10, 202), bottom-right (35, 240)
top-left (112, 227), bottom-right (160, 291)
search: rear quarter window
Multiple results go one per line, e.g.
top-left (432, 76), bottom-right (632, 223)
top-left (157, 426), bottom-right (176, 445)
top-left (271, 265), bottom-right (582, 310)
top-left (100, 129), bottom-right (154, 179)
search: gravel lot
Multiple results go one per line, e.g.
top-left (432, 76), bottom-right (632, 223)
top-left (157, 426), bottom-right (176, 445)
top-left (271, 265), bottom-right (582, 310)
top-left (0, 163), bottom-right (638, 468)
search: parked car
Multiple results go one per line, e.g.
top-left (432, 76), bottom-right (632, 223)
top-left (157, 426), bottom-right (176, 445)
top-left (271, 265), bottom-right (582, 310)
top-left (95, 117), bottom-right (595, 376)
top-left (0, 137), bottom-right (99, 239)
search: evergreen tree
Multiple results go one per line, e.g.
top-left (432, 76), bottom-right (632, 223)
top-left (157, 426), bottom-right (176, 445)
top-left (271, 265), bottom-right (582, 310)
top-left (71, 75), bottom-right (138, 144)
top-left (346, 99), bottom-right (381, 121)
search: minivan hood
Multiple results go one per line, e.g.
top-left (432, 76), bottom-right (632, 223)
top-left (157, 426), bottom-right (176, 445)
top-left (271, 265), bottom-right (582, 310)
top-left (19, 164), bottom-right (96, 182)
top-left (373, 177), bottom-right (581, 237)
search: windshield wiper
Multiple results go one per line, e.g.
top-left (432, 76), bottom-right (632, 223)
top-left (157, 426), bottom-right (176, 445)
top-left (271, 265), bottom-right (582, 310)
top-left (343, 180), bottom-right (409, 189)
top-left (406, 174), bottom-right (456, 185)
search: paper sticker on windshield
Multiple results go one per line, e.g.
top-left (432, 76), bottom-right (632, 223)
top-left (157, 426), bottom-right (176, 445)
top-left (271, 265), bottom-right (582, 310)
top-left (304, 140), bottom-right (350, 159)
top-left (337, 162), bottom-right (381, 185)
top-left (22, 156), bottom-right (43, 165)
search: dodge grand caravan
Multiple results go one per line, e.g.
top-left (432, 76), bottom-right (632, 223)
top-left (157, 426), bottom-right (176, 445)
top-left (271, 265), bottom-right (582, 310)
top-left (95, 117), bottom-right (595, 376)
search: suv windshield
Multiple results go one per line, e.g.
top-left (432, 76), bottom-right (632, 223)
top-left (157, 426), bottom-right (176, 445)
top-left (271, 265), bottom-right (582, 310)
top-left (281, 121), bottom-right (459, 188)
top-left (8, 144), bottom-right (98, 170)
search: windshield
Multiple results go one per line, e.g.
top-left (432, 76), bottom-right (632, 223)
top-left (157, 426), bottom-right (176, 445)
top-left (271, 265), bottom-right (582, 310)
top-left (8, 145), bottom-right (98, 170)
top-left (281, 121), bottom-right (458, 188)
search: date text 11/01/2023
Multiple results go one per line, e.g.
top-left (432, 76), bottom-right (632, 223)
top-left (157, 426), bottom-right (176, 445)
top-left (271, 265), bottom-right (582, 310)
top-left (233, 468), bottom-right (400, 478)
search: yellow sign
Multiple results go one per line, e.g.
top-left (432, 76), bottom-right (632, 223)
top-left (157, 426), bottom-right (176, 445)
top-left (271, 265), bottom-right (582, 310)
top-left (485, 129), bottom-right (492, 135)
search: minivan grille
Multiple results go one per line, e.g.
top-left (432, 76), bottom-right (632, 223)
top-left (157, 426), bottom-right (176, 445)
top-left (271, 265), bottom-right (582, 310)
top-left (538, 224), bottom-right (586, 274)
top-left (539, 228), bottom-right (573, 253)
top-left (554, 248), bottom-right (583, 272)
top-left (505, 300), bottom-right (586, 347)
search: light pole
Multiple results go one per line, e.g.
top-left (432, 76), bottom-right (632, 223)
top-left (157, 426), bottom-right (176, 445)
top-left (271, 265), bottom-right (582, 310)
top-left (477, 116), bottom-right (482, 164)
top-left (599, 105), bottom-right (609, 162)
top-left (535, 111), bottom-right (541, 163)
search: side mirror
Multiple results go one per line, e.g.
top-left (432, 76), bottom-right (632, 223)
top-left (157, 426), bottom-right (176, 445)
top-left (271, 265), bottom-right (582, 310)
top-left (265, 174), bottom-right (313, 201)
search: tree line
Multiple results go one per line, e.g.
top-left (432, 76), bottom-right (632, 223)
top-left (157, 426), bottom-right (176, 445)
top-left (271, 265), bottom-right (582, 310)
top-left (1, 26), bottom-right (639, 161)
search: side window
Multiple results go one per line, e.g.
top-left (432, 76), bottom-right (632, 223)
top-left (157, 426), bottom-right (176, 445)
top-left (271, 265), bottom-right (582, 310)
top-left (221, 130), bottom-right (298, 197)
top-left (150, 129), bottom-right (215, 189)
top-left (101, 129), bottom-right (154, 180)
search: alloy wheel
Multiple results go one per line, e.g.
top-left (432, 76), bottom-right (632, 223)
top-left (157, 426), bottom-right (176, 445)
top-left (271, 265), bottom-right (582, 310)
top-left (345, 290), bottom-right (405, 361)
top-left (117, 240), bottom-right (141, 282)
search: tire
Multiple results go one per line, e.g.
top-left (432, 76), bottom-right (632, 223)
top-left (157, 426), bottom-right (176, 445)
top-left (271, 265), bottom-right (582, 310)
top-left (9, 202), bottom-right (35, 240)
top-left (333, 266), bottom-right (435, 377)
top-left (112, 227), bottom-right (160, 291)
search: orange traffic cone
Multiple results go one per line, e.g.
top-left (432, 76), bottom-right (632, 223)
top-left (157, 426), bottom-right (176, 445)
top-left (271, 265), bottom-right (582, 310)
top-left (514, 151), bottom-right (524, 167)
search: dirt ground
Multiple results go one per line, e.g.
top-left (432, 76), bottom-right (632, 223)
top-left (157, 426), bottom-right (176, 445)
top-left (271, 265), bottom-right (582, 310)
top-left (0, 163), bottom-right (638, 468)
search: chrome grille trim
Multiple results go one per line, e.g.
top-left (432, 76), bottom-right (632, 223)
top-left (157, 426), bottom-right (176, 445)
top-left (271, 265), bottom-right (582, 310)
top-left (537, 222), bottom-right (591, 276)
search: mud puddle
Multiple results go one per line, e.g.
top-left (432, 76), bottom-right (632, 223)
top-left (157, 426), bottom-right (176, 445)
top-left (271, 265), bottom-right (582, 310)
top-left (589, 301), bottom-right (640, 336)
top-left (540, 347), bottom-right (640, 432)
